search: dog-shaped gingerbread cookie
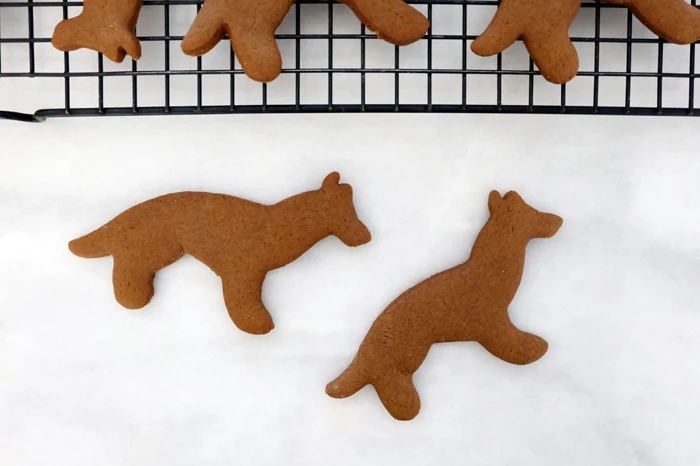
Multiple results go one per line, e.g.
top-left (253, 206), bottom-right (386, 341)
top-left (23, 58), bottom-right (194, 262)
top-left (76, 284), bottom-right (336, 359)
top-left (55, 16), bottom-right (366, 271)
top-left (327, 190), bottom-right (562, 420)
top-left (69, 172), bottom-right (371, 335)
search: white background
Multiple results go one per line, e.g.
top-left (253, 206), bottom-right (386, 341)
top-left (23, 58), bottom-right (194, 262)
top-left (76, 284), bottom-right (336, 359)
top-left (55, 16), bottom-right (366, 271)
top-left (2, 2), bottom-right (700, 466)
top-left (1, 115), bottom-right (700, 466)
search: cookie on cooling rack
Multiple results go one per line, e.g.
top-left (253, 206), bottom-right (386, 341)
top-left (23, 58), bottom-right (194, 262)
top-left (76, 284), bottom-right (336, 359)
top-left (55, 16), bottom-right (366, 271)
top-left (52, 0), bottom-right (142, 63)
top-left (601, 0), bottom-right (700, 44)
top-left (180, 0), bottom-right (429, 82)
top-left (471, 0), bottom-right (581, 84)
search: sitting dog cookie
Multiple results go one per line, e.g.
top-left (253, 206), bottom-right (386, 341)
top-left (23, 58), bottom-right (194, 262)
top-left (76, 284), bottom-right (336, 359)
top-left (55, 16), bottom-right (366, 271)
top-left (326, 191), bottom-right (562, 420)
top-left (601, 0), bottom-right (700, 44)
top-left (69, 172), bottom-right (371, 335)
top-left (181, 0), bottom-right (428, 82)
top-left (471, 0), bottom-right (581, 84)
top-left (52, 0), bottom-right (142, 62)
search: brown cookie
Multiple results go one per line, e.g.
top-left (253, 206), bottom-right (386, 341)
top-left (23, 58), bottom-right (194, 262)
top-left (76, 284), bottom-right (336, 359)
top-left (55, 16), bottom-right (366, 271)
top-left (326, 191), bottom-right (562, 421)
top-left (52, 0), bottom-right (142, 63)
top-left (601, 0), bottom-right (700, 44)
top-left (181, 0), bottom-right (429, 82)
top-left (69, 172), bottom-right (371, 335)
top-left (471, 0), bottom-right (581, 84)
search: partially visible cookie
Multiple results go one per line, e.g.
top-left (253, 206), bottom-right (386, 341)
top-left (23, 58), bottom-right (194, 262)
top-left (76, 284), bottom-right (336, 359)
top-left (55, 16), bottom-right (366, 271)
top-left (471, 0), bottom-right (581, 84)
top-left (327, 191), bottom-right (562, 420)
top-left (52, 0), bottom-right (142, 62)
top-left (602, 0), bottom-right (700, 44)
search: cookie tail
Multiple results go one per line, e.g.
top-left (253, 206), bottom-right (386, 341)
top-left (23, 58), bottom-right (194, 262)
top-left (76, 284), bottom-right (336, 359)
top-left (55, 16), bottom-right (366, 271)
top-left (69, 229), bottom-right (110, 258)
top-left (326, 360), bottom-right (369, 399)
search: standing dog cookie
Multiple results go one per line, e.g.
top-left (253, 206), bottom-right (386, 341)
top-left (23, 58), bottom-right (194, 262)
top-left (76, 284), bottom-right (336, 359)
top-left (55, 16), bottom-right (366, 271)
top-left (326, 191), bottom-right (562, 420)
top-left (181, 0), bottom-right (428, 82)
top-left (69, 172), bottom-right (371, 335)
top-left (52, 0), bottom-right (142, 62)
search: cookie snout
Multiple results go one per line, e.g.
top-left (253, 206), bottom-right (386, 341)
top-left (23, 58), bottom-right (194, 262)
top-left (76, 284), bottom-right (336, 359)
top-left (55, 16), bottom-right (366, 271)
top-left (338, 220), bottom-right (372, 247)
top-left (537, 213), bottom-right (563, 238)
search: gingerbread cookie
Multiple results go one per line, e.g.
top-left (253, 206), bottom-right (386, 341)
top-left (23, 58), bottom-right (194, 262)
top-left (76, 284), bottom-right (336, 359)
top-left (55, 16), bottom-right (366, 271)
top-left (69, 172), bottom-right (371, 335)
top-left (471, 0), bottom-right (581, 84)
top-left (326, 191), bottom-right (562, 420)
top-left (181, 0), bottom-right (428, 82)
top-left (601, 0), bottom-right (700, 44)
top-left (52, 0), bottom-right (142, 63)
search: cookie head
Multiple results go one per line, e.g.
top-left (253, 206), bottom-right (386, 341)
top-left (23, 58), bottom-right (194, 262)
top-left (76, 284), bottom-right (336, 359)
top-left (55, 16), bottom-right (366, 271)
top-left (321, 172), bottom-right (372, 247)
top-left (488, 191), bottom-right (562, 239)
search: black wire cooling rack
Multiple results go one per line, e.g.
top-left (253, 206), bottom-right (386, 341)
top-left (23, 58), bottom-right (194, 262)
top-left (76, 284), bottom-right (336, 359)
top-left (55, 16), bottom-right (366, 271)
top-left (0, 0), bottom-right (698, 122)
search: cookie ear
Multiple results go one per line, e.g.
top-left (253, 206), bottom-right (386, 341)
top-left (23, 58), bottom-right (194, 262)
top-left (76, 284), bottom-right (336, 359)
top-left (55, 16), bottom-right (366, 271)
top-left (322, 172), bottom-right (341, 191)
top-left (488, 191), bottom-right (503, 214)
top-left (503, 191), bottom-right (524, 204)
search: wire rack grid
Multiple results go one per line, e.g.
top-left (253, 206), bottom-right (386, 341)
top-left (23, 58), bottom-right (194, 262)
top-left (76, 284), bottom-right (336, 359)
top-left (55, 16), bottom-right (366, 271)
top-left (0, 0), bottom-right (699, 122)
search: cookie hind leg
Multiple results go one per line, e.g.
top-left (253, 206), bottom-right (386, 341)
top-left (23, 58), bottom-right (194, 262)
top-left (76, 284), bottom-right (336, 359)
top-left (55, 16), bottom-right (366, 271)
top-left (221, 271), bottom-right (274, 335)
top-left (229, 26), bottom-right (284, 83)
top-left (326, 359), bottom-right (369, 399)
top-left (112, 240), bottom-right (184, 309)
top-left (524, 28), bottom-right (579, 85)
top-left (373, 372), bottom-right (421, 421)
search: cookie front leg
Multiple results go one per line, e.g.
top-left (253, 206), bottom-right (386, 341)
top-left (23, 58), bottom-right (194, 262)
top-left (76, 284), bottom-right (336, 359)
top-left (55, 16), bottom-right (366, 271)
top-left (52, 0), bottom-right (142, 62)
top-left (479, 319), bottom-right (548, 365)
top-left (524, 28), bottom-right (579, 85)
top-left (341, 0), bottom-right (429, 46)
top-left (374, 371), bottom-right (421, 421)
top-left (112, 242), bottom-right (184, 309)
top-left (221, 271), bottom-right (274, 335)
top-left (471, 0), bottom-right (581, 84)
top-left (603, 0), bottom-right (700, 44)
top-left (181, 0), bottom-right (295, 82)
